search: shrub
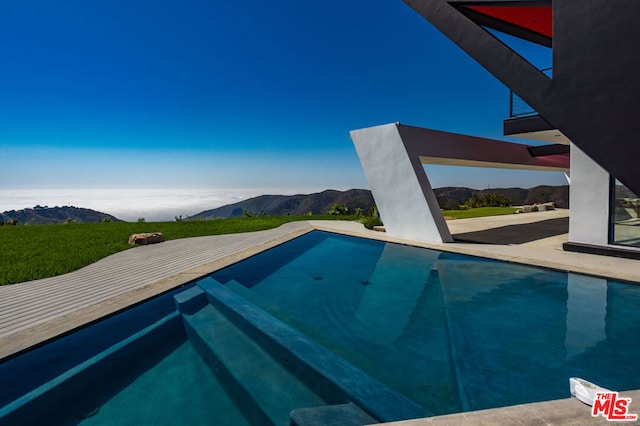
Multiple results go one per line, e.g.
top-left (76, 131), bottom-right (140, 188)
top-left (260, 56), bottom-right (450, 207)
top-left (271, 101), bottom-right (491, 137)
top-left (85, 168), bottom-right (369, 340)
top-left (442, 200), bottom-right (461, 210)
top-left (360, 205), bottom-right (383, 229)
top-left (361, 216), bottom-right (383, 229)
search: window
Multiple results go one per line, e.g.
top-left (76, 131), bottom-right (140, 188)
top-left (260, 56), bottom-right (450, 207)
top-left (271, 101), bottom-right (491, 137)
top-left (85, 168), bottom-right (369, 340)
top-left (610, 178), bottom-right (640, 248)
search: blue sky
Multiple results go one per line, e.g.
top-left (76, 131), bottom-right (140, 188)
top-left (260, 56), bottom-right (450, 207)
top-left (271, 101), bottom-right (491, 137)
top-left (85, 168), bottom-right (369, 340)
top-left (0, 0), bottom-right (564, 219)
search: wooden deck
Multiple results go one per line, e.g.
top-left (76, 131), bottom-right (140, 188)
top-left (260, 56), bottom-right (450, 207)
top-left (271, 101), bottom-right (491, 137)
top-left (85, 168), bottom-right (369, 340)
top-left (0, 221), bottom-right (314, 359)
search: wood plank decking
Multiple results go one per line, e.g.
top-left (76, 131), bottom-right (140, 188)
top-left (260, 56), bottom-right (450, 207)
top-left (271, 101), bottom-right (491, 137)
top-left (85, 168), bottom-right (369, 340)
top-left (0, 221), bottom-right (314, 359)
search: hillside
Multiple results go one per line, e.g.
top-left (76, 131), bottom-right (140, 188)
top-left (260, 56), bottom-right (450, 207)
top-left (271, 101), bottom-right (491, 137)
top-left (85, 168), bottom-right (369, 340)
top-left (193, 185), bottom-right (569, 219)
top-left (1, 185), bottom-right (569, 224)
top-left (1, 206), bottom-right (122, 225)
top-left (435, 185), bottom-right (569, 209)
top-left (192, 189), bottom-right (376, 219)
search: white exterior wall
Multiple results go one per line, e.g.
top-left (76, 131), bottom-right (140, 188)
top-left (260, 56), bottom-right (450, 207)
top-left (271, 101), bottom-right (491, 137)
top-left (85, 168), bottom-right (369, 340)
top-left (351, 123), bottom-right (453, 243)
top-left (569, 145), bottom-right (610, 246)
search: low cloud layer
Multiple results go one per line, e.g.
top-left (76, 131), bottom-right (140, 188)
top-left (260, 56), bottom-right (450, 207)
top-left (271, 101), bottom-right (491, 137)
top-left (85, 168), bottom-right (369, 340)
top-left (0, 187), bottom-right (322, 222)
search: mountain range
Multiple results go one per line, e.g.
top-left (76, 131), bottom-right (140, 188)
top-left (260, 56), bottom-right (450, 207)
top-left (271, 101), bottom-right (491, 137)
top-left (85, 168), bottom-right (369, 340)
top-left (191, 189), bottom-right (376, 219)
top-left (434, 185), bottom-right (569, 210)
top-left (1, 185), bottom-right (569, 224)
top-left (192, 185), bottom-right (569, 219)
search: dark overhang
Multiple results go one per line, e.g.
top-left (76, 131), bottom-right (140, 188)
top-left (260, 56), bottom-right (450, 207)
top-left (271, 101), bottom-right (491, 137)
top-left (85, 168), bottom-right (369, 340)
top-left (527, 144), bottom-right (570, 157)
top-left (504, 114), bottom-right (554, 135)
top-left (403, 0), bottom-right (640, 196)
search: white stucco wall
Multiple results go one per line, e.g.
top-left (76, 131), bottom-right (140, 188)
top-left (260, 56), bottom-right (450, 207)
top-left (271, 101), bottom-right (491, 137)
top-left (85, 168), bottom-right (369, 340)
top-left (350, 123), bottom-right (453, 243)
top-left (568, 145), bottom-right (610, 246)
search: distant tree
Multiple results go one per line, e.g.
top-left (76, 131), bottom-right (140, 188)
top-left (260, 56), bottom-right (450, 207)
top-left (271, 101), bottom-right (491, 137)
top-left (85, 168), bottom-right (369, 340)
top-left (464, 193), bottom-right (483, 209)
top-left (463, 192), bottom-right (511, 208)
top-left (482, 193), bottom-right (512, 207)
top-left (327, 203), bottom-right (349, 215)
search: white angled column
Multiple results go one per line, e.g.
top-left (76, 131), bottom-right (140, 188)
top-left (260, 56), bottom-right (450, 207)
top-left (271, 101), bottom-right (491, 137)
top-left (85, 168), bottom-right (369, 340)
top-left (350, 123), bottom-right (453, 243)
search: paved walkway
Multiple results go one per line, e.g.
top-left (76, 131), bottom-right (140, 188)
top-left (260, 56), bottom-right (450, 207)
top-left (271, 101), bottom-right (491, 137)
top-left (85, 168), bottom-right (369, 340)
top-left (2, 212), bottom-right (640, 425)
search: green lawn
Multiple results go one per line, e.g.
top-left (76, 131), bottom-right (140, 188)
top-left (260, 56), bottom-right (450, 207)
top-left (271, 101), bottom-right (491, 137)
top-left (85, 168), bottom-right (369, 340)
top-left (1, 208), bottom-right (517, 286)
top-left (0, 215), bottom-right (354, 286)
top-left (442, 207), bottom-right (518, 219)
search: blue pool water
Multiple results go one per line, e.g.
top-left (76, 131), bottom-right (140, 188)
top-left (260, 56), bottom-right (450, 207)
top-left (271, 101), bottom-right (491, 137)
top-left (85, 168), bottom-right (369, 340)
top-left (2, 230), bottom-right (640, 424)
top-left (212, 231), bottom-right (640, 415)
top-left (0, 286), bottom-right (249, 426)
top-left (79, 341), bottom-right (249, 426)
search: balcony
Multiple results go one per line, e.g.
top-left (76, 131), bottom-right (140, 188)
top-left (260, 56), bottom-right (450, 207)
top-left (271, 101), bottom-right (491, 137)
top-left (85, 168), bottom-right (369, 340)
top-left (503, 68), bottom-right (570, 144)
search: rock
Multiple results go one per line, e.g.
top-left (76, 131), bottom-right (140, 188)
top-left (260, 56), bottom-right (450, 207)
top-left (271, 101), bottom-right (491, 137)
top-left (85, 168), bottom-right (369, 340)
top-left (128, 232), bottom-right (165, 245)
top-left (518, 202), bottom-right (556, 213)
top-left (542, 202), bottom-right (555, 210)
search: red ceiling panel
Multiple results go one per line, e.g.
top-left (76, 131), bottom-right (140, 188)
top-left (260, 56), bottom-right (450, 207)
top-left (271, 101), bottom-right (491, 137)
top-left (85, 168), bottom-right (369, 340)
top-left (465, 6), bottom-right (552, 38)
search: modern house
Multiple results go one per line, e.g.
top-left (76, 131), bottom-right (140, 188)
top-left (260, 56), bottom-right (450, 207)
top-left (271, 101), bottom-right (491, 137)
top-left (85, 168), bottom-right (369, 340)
top-left (351, 0), bottom-right (640, 258)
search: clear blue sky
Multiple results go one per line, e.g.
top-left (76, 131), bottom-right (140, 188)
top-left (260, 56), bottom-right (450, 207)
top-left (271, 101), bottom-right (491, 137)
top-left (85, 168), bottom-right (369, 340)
top-left (0, 0), bottom-right (563, 219)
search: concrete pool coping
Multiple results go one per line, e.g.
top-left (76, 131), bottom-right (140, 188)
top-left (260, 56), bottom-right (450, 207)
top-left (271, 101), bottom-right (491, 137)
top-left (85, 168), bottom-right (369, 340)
top-left (2, 210), bottom-right (639, 425)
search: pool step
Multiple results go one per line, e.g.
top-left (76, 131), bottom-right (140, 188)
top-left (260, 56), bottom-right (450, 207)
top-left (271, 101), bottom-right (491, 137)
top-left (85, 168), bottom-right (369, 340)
top-left (0, 312), bottom-right (184, 426)
top-left (175, 278), bottom-right (431, 424)
top-left (179, 295), bottom-right (329, 426)
top-left (290, 403), bottom-right (376, 426)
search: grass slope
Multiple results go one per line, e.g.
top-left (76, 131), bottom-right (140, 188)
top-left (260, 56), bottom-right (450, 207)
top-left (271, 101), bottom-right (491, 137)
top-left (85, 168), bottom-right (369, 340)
top-left (1, 208), bottom-right (518, 286)
top-left (442, 207), bottom-right (518, 219)
top-left (0, 215), bottom-right (351, 286)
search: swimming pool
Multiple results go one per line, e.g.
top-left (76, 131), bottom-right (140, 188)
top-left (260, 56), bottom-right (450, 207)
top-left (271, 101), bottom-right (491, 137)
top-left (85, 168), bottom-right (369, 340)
top-left (2, 230), bottom-right (639, 424)
top-left (0, 285), bottom-right (249, 426)
top-left (211, 231), bottom-right (640, 416)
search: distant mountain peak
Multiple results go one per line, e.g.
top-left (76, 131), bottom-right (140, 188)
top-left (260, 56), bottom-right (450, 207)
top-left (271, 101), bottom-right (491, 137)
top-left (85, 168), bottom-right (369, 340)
top-left (1, 205), bottom-right (122, 225)
top-left (192, 188), bottom-right (376, 219)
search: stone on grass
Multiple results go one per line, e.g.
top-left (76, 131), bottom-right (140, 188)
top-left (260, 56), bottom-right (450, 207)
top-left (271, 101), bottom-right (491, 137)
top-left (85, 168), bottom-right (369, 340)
top-left (520, 205), bottom-right (537, 213)
top-left (128, 232), bottom-right (165, 245)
